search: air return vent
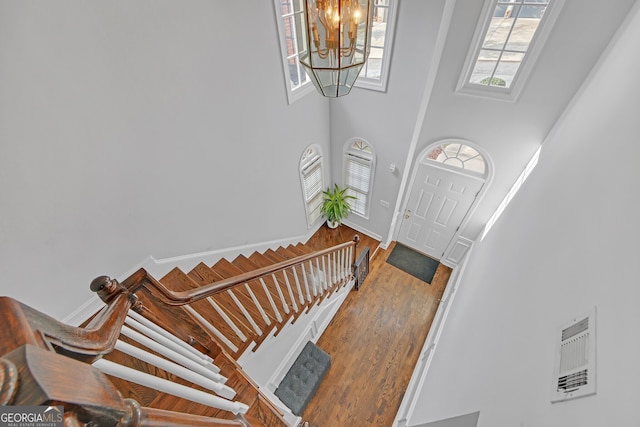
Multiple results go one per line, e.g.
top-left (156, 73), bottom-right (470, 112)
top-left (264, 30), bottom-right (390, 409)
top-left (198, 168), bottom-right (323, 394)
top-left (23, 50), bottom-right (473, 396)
top-left (551, 307), bottom-right (596, 403)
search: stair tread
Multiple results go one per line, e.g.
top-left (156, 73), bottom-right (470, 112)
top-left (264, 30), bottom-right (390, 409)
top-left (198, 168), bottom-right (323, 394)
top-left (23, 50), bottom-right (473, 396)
top-left (230, 254), bottom-right (262, 271)
top-left (103, 236), bottom-right (358, 427)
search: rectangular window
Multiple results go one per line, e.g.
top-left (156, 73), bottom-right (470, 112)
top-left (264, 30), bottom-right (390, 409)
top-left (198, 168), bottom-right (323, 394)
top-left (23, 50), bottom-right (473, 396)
top-left (302, 158), bottom-right (324, 226)
top-left (355, 0), bottom-right (398, 92)
top-left (345, 155), bottom-right (372, 216)
top-left (457, 0), bottom-right (565, 101)
top-left (274, 0), bottom-right (315, 103)
top-left (275, 0), bottom-right (398, 101)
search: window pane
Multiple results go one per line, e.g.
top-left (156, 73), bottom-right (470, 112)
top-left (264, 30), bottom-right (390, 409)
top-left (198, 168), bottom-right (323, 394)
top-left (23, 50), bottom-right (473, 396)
top-left (494, 51), bottom-right (525, 87)
top-left (506, 7), bottom-right (546, 52)
top-left (346, 158), bottom-right (371, 194)
top-left (470, 49), bottom-right (500, 85)
top-left (301, 146), bottom-right (324, 226)
top-left (483, 7), bottom-right (520, 50)
top-left (371, 17), bottom-right (387, 49)
top-left (280, 0), bottom-right (293, 15)
top-left (303, 162), bottom-right (322, 202)
top-left (356, 0), bottom-right (396, 88)
top-left (425, 143), bottom-right (487, 177)
top-left (282, 16), bottom-right (296, 57)
top-left (457, 145), bottom-right (481, 162)
top-left (443, 143), bottom-right (461, 158)
top-left (364, 47), bottom-right (383, 79)
top-left (292, 0), bottom-right (304, 13)
top-left (294, 10), bottom-right (307, 55)
top-left (464, 156), bottom-right (486, 175)
top-left (346, 188), bottom-right (367, 216)
top-left (463, 0), bottom-right (558, 95)
top-left (308, 192), bottom-right (323, 224)
top-left (344, 140), bottom-right (375, 217)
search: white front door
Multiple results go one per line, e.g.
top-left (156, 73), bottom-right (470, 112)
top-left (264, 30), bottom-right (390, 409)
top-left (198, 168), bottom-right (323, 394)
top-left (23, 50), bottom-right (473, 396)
top-left (398, 163), bottom-right (484, 260)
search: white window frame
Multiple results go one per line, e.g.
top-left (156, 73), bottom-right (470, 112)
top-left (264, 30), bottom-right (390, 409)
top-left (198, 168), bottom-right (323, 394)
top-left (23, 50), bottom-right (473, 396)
top-left (300, 145), bottom-right (325, 228)
top-left (343, 138), bottom-right (375, 219)
top-left (273, 0), bottom-right (316, 104)
top-left (354, 0), bottom-right (399, 92)
top-left (456, 0), bottom-right (565, 102)
top-left (273, 0), bottom-right (398, 102)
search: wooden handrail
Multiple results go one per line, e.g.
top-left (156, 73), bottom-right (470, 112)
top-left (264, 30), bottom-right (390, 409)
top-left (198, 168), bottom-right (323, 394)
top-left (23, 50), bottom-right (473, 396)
top-left (101, 237), bottom-right (359, 307)
top-left (0, 343), bottom-right (248, 426)
top-left (0, 289), bottom-right (136, 363)
top-left (0, 239), bottom-right (363, 426)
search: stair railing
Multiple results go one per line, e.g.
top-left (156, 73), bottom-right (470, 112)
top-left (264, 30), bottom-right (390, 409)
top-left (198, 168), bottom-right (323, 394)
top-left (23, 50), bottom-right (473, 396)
top-left (0, 237), bottom-right (362, 426)
top-left (98, 237), bottom-right (360, 358)
top-left (0, 296), bottom-right (250, 426)
top-left (112, 237), bottom-right (360, 307)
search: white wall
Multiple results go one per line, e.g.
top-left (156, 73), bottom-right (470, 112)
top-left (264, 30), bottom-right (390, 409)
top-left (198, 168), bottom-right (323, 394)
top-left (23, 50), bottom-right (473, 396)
top-left (329, 0), bottom-right (447, 241)
top-left (409, 2), bottom-right (640, 426)
top-left (0, 1), bottom-right (329, 319)
top-left (412, 0), bottom-right (638, 242)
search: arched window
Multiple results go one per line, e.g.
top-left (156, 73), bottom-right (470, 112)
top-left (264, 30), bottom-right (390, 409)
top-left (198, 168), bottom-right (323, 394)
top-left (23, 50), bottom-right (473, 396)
top-left (300, 145), bottom-right (324, 227)
top-left (424, 142), bottom-right (487, 177)
top-left (343, 139), bottom-right (375, 218)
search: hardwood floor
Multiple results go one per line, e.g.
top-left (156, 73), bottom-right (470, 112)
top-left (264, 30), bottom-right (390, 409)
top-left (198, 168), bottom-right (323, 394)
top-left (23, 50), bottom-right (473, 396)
top-left (301, 226), bottom-right (452, 427)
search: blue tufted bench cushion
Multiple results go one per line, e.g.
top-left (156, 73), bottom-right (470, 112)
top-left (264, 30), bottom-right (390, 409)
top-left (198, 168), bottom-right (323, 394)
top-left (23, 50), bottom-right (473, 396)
top-left (274, 341), bottom-right (331, 416)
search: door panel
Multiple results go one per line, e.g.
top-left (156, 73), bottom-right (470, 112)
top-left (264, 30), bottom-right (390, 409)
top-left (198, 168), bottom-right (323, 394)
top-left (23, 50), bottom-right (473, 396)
top-left (399, 163), bottom-right (483, 259)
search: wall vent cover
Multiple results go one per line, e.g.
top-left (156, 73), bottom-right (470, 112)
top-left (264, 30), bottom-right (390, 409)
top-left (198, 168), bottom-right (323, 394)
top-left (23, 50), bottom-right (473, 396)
top-left (551, 307), bottom-right (596, 403)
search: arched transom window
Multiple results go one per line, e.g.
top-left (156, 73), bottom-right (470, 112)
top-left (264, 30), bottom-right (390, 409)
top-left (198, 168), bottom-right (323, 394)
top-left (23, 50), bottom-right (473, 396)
top-left (424, 142), bottom-right (486, 176)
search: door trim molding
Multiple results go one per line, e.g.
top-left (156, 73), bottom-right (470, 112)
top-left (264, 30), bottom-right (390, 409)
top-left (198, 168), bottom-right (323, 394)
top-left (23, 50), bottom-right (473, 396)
top-left (391, 139), bottom-right (494, 260)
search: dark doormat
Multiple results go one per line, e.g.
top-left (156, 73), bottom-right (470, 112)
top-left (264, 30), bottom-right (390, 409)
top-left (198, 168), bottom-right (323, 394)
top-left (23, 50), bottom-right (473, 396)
top-left (386, 243), bottom-right (439, 284)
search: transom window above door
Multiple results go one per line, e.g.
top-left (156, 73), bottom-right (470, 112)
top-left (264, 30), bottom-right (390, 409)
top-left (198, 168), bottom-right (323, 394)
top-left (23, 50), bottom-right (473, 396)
top-left (424, 142), bottom-right (487, 177)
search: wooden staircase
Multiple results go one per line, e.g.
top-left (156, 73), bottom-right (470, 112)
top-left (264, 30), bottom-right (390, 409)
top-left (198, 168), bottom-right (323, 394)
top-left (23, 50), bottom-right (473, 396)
top-left (0, 234), bottom-right (365, 426)
top-left (89, 237), bottom-right (361, 426)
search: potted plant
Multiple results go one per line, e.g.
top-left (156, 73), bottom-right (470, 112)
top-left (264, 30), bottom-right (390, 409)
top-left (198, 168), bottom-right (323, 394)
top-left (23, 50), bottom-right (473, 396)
top-left (321, 184), bottom-right (355, 229)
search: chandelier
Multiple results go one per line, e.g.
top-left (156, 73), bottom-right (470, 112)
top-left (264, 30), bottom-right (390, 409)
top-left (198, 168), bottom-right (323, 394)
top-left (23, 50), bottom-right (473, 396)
top-left (300, 0), bottom-right (373, 97)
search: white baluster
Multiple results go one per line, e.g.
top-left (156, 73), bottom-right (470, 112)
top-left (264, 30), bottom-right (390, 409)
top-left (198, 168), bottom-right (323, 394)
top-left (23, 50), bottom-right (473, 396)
top-left (245, 282), bottom-right (271, 326)
top-left (282, 268), bottom-right (298, 312)
top-left (332, 252), bottom-right (338, 284)
top-left (93, 359), bottom-right (249, 415)
top-left (114, 340), bottom-right (235, 399)
top-left (207, 298), bottom-right (247, 341)
top-left (291, 264), bottom-right (305, 305)
top-left (259, 277), bottom-right (282, 322)
top-left (321, 256), bottom-right (328, 291)
top-left (228, 288), bottom-right (262, 335)
top-left (315, 257), bottom-right (325, 291)
top-left (126, 311), bottom-right (214, 366)
top-left (120, 325), bottom-right (224, 381)
top-left (184, 306), bottom-right (239, 353)
top-left (272, 273), bottom-right (290, 315)
top-left (301, 262), bottom-right (313, 301)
